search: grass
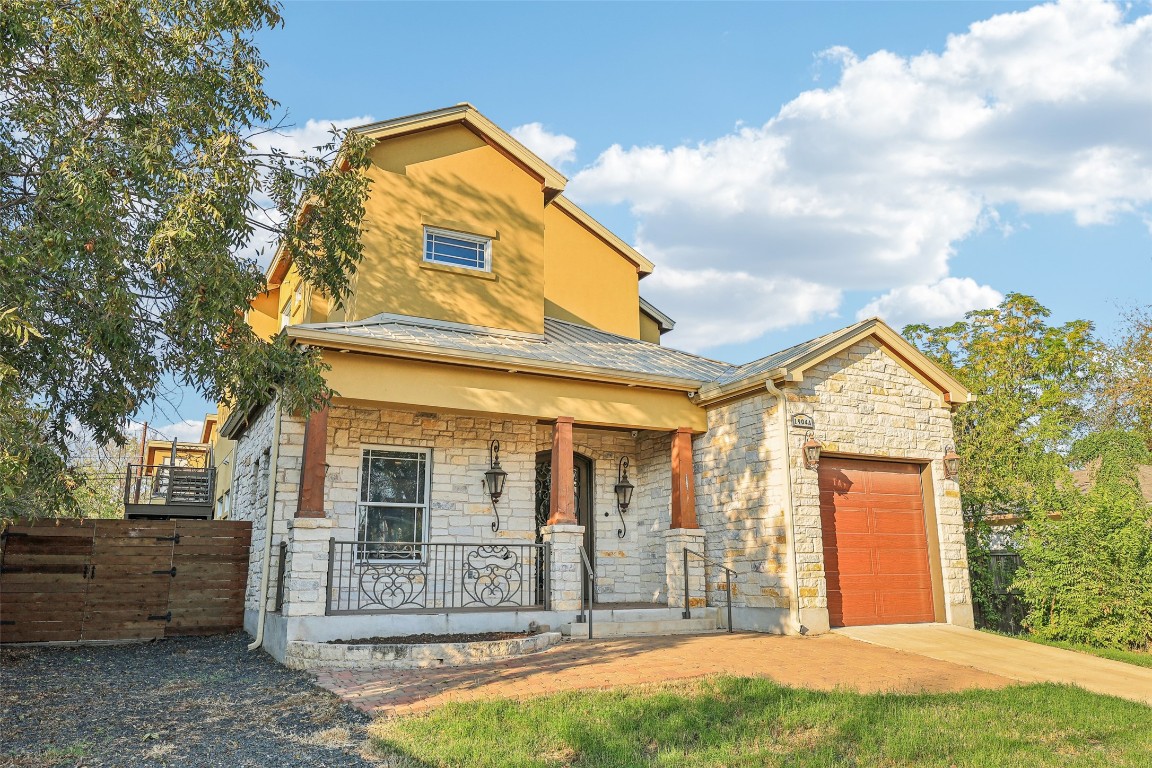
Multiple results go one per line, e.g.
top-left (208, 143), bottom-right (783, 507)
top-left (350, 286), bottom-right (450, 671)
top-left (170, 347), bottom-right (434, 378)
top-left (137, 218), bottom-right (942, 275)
top-left (369, 677), bottom-right (1152, 768)
top-left (980, 631), bottom-right (1152, 669)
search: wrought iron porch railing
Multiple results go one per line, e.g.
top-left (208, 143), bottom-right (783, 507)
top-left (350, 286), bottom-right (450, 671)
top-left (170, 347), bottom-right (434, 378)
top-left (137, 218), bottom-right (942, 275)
top-left (684, 548), bottom-right (736, 633)
top-left (325, 540), bottom-right (550, 615)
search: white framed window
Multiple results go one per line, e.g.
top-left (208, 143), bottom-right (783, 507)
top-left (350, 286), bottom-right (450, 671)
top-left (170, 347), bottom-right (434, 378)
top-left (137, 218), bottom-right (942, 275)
top-left (423, 226), bottom-right (491, 272)
top-left (279, 295), bottom-right (292, 330)
top-left (357, 446), bottom-right (431, 560)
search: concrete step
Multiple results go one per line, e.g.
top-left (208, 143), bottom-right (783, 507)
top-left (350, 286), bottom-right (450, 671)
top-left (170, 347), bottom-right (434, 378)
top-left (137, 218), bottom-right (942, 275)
top-left (561, 607), bottom-right (722, 639)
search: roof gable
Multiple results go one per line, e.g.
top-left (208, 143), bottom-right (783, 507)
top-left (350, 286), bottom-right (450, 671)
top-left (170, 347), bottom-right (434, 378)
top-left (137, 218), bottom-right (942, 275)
top-left (698, 317), bottom-right (973, 405)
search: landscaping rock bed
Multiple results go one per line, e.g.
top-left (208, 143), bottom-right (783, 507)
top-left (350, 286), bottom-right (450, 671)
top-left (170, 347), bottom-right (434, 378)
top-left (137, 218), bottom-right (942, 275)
top-left (0, 633), bottom-right (379, 767)
top-left (286, 631), bottom-right (563, 671)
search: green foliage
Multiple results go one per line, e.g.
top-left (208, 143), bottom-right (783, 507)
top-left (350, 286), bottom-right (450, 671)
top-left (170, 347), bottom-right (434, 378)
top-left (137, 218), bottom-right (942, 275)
top-left (905, 293), bottom-right (1099, 625)
top-left (1015, 431), bottom-right (1152, 651)
top-left (1093, 306), bottom-right (1152, 450)
top-left (0, 0), bottom-right (372, 517)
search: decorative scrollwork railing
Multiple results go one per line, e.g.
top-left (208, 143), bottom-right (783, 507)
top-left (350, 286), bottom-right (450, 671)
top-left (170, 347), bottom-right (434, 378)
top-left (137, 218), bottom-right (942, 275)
top-left (325, 540), bottom-right (548, 615)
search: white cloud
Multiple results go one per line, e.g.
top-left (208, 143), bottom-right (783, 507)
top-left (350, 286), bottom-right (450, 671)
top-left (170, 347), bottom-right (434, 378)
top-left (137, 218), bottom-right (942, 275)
top-left (569, 0), bottom-right (1152, 350)
top-left (857, 277), bottom-right (1004, 329)
top-left (510, 122), bottom-right (578, 168)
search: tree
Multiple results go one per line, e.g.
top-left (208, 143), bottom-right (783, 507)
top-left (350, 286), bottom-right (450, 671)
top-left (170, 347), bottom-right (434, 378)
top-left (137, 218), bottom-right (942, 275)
top-left (1092, 306), bottom-right (1152, 450)
top-left (0, 1), bottom-right (372, 517)
top-left (1015, 431), bottom-right (1152, 650)
top-left (904, 294), bottom-right (1100, 624)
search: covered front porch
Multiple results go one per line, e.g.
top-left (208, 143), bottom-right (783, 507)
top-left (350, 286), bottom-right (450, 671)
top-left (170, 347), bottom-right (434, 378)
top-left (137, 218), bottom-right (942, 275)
top-left (257, 401), bottom-right (721, 661)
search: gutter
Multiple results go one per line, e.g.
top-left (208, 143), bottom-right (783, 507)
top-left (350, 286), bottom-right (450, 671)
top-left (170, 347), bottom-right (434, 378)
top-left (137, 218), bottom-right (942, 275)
top-left (763, 379), bottom-right (804, 635)
top-left (247, 400), bottom-right (282, 652)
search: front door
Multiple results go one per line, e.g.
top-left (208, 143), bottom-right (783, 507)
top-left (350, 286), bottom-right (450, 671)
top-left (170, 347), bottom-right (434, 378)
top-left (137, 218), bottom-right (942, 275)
top-left (535, 451), bottom-right (595, 574)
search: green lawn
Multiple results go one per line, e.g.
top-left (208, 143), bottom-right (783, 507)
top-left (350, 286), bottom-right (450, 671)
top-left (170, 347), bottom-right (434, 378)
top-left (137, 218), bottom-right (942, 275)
top-left (981, 631), bottom-right (1152, 669)
top-left (370, 677), bottom-right (1151, 768)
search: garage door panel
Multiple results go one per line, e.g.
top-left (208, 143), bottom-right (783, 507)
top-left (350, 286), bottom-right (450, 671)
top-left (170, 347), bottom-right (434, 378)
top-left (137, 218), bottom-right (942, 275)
top-left (819, 458), bottom-right (935, 627)
top-left (872, 511), bottom-right (927, 533)
top-left (820, 509), bottom-right (871, 534)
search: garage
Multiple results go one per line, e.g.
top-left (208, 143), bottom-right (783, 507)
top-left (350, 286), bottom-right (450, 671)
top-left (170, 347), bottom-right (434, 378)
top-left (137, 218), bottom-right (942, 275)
top-left (819, 457), bottom-right (936, 627)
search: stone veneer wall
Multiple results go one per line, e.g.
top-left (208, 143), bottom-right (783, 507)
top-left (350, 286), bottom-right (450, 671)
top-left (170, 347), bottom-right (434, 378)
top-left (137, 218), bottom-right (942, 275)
top-left (228, 397), bottom-right (307, 620)
top-left (325, 405), bottom-right (539, 543)
top-left (790, 339), bottom-right (972, 626)
top-left (693, 339), bottom-right (973, 633)
top-left (533, 426), bottom-right (670, 604)
top-left (693, 393), bottom-right (791, 618)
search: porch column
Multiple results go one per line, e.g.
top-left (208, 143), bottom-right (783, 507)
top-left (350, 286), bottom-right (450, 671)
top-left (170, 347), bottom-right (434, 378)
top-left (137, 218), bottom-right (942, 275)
top-left (670, 427), bottom-right (698, 529)
top-left (295, 406), bottom-right (329, 519)
top-left (541, 523), bottom-right (584, 611)
top-left (548, 416), bottom-right (577, 525)
top-left (665, 528), bottom-right (706, 610)
top-left (281, 517), bottom-right (334, 618)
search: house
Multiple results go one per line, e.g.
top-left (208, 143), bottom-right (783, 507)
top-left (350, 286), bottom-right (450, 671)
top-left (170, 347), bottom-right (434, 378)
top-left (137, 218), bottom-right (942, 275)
top-left (218, 105), bottom-right (976, 663)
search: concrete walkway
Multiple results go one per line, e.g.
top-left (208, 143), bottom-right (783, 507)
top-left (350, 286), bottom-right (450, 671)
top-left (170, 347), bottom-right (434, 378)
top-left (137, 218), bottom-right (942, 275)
top-left (313, 631), bottom-right (1012, 717)
top-left (835, 623), bottom-right (1152, 706)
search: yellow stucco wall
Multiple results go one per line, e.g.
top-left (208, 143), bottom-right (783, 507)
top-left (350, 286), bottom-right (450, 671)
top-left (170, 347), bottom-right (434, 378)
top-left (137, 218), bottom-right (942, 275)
top-left (543, 203), bottom-right (640, 338)
top-left (323, 352), bottom-right (706, 432)
top-left (345, 125), bottom-right (547, 334)
top-left (639, 312), bottom-right (662, 344)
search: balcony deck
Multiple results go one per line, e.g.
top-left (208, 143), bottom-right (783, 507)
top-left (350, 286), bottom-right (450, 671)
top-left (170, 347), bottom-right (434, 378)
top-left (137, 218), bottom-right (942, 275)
top-left (124, 464), bottom-right (216, 520)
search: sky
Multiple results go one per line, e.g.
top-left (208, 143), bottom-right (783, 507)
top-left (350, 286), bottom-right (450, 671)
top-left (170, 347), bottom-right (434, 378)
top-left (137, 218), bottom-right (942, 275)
top-left (146, 0), bottom-right (1152, 442)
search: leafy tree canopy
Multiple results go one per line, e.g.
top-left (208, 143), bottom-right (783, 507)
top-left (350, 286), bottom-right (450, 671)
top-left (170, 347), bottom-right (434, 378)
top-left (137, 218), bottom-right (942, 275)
top-left (0, 0), bottom-right (373, 517)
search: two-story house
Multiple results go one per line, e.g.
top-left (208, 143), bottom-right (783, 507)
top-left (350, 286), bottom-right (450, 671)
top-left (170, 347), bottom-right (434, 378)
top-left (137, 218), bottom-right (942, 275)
top-left (219, 105), bottom-right (975, 666)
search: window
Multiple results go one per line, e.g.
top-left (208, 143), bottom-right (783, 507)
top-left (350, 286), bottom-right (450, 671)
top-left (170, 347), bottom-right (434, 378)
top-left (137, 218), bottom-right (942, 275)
top-left (423, 226), bottom-right (491, 271)
top-left (357, 447), bottom-right (430, 559)
top-left (279, 295), bottom-right (292, 330)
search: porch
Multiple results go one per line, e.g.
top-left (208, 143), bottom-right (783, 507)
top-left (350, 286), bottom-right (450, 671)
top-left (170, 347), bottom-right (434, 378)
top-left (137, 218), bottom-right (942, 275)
top-left (257, 402), bottom-right (726, 657)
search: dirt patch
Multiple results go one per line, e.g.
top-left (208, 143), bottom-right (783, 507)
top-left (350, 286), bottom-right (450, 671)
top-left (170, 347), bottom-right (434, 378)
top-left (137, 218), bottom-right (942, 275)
top-left (327, 630), bottom-right (541, 645)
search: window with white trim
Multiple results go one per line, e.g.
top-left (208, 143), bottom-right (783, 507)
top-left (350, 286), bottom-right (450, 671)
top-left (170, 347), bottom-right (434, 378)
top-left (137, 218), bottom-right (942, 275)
top-left (423, 226), bottom-right (491, 271)
top-left (357, 447), bottom-right (430, 560)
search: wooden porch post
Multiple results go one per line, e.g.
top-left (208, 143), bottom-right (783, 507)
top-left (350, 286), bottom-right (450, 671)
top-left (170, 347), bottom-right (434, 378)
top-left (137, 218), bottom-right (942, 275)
top-left (295, 406), bottom-right (329, 519)
top-left (670, 427), bottom-right (698, 529)
top-left (548, 416), bottom-right (577, 525)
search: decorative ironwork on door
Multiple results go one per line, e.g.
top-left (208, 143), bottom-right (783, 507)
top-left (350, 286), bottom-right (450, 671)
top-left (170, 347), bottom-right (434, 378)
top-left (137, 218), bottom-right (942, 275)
top-left (534, 455), bottom-right (581, 537)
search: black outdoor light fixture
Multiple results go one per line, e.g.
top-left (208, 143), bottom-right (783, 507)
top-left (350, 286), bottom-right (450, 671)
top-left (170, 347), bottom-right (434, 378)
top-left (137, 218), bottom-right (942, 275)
top-left (611, 456), bottom-right (635, 539)
top-left (802, 431), bottom-right (823, 470)
top-left (943, 444), bottom-right (961, 480)
top-left (484, 440), bottom-right (508, 532)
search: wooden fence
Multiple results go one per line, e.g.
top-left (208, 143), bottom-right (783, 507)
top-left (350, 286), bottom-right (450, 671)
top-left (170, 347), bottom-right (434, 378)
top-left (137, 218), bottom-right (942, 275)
top-left (0, 519), bottom-right (251, 643)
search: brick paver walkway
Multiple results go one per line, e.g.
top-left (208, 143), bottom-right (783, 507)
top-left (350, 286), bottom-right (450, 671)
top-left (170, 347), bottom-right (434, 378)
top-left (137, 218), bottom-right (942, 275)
top-left (312, 631), bottom-right (1013, 717)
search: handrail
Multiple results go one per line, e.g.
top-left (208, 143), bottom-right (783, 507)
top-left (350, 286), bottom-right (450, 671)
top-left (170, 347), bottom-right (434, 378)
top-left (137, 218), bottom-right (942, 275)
top-left (576, 546), bottom-right (596, 639)
top-left (683, 547), bottom-right (736, 633)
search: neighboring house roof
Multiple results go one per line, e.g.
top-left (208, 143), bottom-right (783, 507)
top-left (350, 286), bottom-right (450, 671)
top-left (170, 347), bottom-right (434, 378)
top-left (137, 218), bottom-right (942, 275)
top-left (1072, 462), bottom-right (1152, 504)
top-left (639, 297), bottom-right (676, 333)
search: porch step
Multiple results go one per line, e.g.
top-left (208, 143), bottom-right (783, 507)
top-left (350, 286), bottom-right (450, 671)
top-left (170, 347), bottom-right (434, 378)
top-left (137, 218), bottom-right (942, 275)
top-left (562, 607), bottom-right (722, 639)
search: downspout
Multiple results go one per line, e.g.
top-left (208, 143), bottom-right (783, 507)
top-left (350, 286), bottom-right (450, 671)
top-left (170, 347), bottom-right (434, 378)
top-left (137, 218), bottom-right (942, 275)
top-left (763, 379), bottom-right (803, 634)
top-left (247, 400), bottom-right (282, 652)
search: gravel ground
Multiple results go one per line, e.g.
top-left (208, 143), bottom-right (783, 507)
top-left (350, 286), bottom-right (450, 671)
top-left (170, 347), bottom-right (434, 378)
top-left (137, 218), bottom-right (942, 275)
top-left (0, 633), bottom-right (384, 768)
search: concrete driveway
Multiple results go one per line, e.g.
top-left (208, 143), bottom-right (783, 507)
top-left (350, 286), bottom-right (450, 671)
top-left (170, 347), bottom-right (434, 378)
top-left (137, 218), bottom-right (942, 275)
top-left (835, 623), bottom-right (1152, 706)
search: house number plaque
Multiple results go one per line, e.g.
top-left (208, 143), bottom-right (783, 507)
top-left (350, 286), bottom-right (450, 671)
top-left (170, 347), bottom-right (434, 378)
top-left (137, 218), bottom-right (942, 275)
top-left (790, 413), bottom-right (815, 430)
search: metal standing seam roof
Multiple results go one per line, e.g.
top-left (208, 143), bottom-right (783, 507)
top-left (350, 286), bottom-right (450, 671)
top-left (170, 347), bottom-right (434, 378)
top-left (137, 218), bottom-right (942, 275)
top-left (293, 314), bottom-right (885, 390)
top-left (296, 314), bottom-right (738, 383)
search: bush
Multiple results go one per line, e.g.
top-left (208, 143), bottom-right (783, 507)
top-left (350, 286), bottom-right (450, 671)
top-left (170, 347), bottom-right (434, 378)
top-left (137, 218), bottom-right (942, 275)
top-left (1015, 431), bottom-right (1152, 650)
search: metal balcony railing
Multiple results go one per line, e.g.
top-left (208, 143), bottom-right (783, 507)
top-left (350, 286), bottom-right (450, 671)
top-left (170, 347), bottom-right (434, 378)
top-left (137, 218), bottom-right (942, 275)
top-left (325, 540), bottom-right (549, 615)
top-left (123, 464), bottom-right (216, 510)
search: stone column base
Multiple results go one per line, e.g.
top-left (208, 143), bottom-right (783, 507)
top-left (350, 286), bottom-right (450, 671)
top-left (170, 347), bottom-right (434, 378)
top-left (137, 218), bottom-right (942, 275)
top-left (283, 517), bottom-right (334, 618)
top-left (540, 524), bottom-right (585, 611)
top-left (664, 528), bottom-right (706, 610)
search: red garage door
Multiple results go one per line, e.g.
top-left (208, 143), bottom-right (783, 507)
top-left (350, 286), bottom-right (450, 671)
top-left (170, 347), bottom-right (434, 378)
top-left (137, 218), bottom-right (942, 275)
top-left (819, 458), bottom-right (935, 627)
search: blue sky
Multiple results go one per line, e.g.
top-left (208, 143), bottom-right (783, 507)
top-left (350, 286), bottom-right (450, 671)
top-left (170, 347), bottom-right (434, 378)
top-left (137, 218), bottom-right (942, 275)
top-left (150, 0), bottom-right (1151, 441)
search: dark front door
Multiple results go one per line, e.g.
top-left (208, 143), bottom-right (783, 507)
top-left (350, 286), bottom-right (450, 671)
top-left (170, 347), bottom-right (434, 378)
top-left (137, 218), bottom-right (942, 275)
top-left (535, 451), bottom-right (595, 572)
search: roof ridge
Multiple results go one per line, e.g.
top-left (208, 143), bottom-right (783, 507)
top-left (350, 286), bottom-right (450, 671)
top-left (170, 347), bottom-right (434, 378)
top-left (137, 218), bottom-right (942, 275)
top-left (543, 317), bottom-right (737, 369)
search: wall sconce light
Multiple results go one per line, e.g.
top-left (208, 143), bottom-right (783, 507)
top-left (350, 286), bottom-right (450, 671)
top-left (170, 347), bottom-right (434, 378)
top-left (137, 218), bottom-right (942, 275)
top-left (802, 432), bottom-right (823, 470)
top-left (484, 440), bottom-right (508, 532)
top-left (611, 456), bottom-right (635, 539)
top-left (943, 444), bottom-right (961, 480)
